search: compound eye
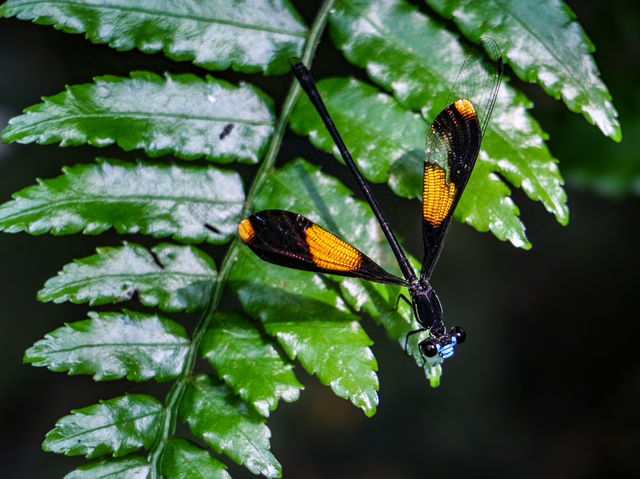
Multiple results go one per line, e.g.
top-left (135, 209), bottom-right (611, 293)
top-left (450, 326), bottom-right (466, 344)
top-left (419, 340), bottom-right (438, 358)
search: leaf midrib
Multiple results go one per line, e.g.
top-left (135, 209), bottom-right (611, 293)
top-left (52, 409), bottom-right (162, 444)
top-left (340, 0), bottom-right (449, 85)
top-left (192, 381), bottom-right (272, 464)
top-left (1, 196), bottom-right (241, 223)
top-left (9, 0), bottom-right (308, 37)
top-left (45, 270), bottom-right (216, 294)
top-left (46, 342), bottom-right (189, 353)
top-left (490, 0), bottom-right (585, 91)
top-left (10, 112), bottom-right (273, 136)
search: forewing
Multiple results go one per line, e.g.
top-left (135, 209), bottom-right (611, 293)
top-left (421, 38), bottom-right (503, 280)
top-left (239, 210), bottom-right (405, 285)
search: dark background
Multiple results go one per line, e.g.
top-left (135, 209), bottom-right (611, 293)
top-left (1, 1), bottom-right (639, 478)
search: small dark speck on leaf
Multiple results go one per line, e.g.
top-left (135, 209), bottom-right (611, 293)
top-left (149, 250), bottom-right (165, 270)
top-left (204, 223), bottom-right (221, 234)
top-left (123, 287), bottom-right (139, 301)
top-left (219, 123), bottom-right (234, 140)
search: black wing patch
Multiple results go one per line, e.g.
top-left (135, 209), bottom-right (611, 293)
top-left (421, 39), bottom-right (503, 280)
top-left (239, 210), bottom-right (406, 286)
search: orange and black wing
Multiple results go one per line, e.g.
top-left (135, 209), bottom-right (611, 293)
top-left (421, 40), bottom-right (502, 280)
top-left (239, 210), bottom-right (406, 286)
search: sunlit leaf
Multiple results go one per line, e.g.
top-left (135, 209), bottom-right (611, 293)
top-left (201, 311), bottom-right (303, 417)
top-left (231, 158), bottom-right (445, 385)
top-left (230, 159), bottom-right (410, 413)
top-left (0, 0), bottom-right (307, 74)
top-left (25, 310), bottom-right (189, 381)
top-left (329, 0), bottom-right (568, 242)
top-left (180, 375), bottom-right (281, 478)
top-left (426, 0), bottom-right (621, 140)
top-left (43, 394), bottom-right (163, 459)
top-left (38, 242), bottom-right (216, 312)
top-left (64, 456), bottom-right (151, 479)
top-left (0, 159), bottom-right (244, 243)
top-left (290, 78), bottom-right (532, 247)
top-left (4, 1), bottom-right (623, 477)
top-left (162, 439), bottom-right (230, 479)
top-left (2, 72), bottom-right (275, 163)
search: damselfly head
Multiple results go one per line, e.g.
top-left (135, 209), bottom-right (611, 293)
top-left (420, 325), bottom-right (466, 360)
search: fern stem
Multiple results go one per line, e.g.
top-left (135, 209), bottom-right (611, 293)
top-left (242, 0), bottom-right (336, 212)
top-left (147, 1), bottom-right (337, 475)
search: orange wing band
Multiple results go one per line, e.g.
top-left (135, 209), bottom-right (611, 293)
top-left (423, 166), bottom-right (457, 228)
top-left (305, 224), bottom-right (363, 272)
top-left (238, 218), bottom-right (256, 243)
top-left (454, 99), bottom-right (477, 120)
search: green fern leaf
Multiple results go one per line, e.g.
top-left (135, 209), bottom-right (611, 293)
top-left (180, 375), bottom-right (281, 478)
top-left (38, 242), bottom-right (216, 312)
top-left (0, 1), bottom-right (625, 477)
top-left (239, 158), bottom-right (416, 339)
top-left (426, 0), bottom-right (621, 141)
top-left (292, 77), bottom-right (425, 183)
top-left (290, 78), bottom-right (531, 247)
top-left (328, 0), bottom-right (568, 239)
top-left (2, 72), bottom-right (275, 163)
top-left (162, 439), bottom-right (230, 479)
top-left (0, 159), bottom-right (244, 243)
top-left (25, 310), bottom-right (189, 381)
top-left (231, 158), bottom-right (442, 385)
top-left (63, 456), bottom-right (151, 479)
top-left (0, 0), bottom-right (307, 74)
top-left (43, 394), bottom-right (163, 459)
top-left (230, 159), bottom-right (391, 415)
top-left (201, 311), bottom-right (303, 417)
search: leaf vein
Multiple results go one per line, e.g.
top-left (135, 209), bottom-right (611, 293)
top-left (11, 113), bottom-right (273, 135)
top-left (55, 411), bottom-right (160, 442)
top-left (490, 0), bottom-right (594, 98)
top-left (1, 197), bottom-right (240, 223)
top-left (46, 342), bottom-right (188, 353)
top-left (340, 0), bottom-right (447, 83)
top-left (49, 271), bottom-right (215, 291)
top-left (10, 0), bottom-right (307, 37)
